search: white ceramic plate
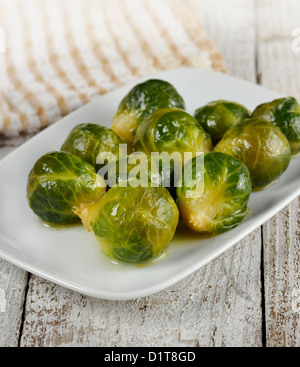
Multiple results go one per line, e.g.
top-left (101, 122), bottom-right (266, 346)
top-left (0, 68), bottom-right (299, 301)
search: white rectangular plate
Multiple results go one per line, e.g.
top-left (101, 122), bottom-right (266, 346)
top-left (0, 68), bottom-right (299, 301)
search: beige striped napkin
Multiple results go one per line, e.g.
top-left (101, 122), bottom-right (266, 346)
top-left (0, 0), bottom-right (226, 137)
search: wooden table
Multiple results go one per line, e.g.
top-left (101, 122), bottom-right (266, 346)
top-left (0, 0), bottom-right (299, 347)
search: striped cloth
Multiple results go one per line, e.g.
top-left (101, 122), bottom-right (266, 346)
top-left (0, 0), bottom-right (226, 137)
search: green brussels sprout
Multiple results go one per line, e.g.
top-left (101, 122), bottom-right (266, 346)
top-left (252, 97), bottom-right (300, 155)
top-left (27, 152), bottom-right (106, 224)
top-left (177, 152), bottom-right (252, 234)
top-left (76, 186), bottom-right (179, 263)
top-left (194, 100), bottom-right (250, 144)
top-left (214, 118), bottom-right (291, 189)
top-left (112, 79), bottom-right (185, 143)
top-left (61, 123), bottom-right (128, 170)
top-left (134, 108), bottom-right (212, 163)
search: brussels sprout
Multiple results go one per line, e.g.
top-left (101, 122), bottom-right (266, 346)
top-left (27, 152), bottom-right (106, 224)
top-left (177, 152), bottom-right (252, 234)
top-left (76, 186), bottom-right (179, 263)
top-left (214, 118), bottom-right (291, 188)
top-left (61, 123), bottom-right (127, 170)
top-left (134, 108), bottom-right (212, 163)
top-left (252, 97), bottom-right (300, 155)
top-left (112, 79), bottom-right (185, 143)
top-left (194, 100), bottom-right (250, 144)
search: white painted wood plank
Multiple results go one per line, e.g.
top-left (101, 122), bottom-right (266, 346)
top-left (196, 0), bottom-right (257, 82)
top-left (0, 261), bottom-right (28, 347)
top-left (262, 201), bottom-right (300, 347)
top-left (256, 0), bottom-right (300, 347)
top-left (0, 133), bottom-right (35, 149)
top-left (0, 146), bottom-right (15, 159)
top-left (0, 147), bottom-right (29, 347)
top-left (18, 0), bottom-right (263, 347)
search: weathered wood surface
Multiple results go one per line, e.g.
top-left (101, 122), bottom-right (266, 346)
top-left (256, 0), bottom-right (300, 347)
top-left (0, 260), bottom-right (28, 347)
top-left (0, 0), bottom-right (299, 347)
top-left (0, 147), bottom-right (29, 347)
top-left (18, 232), bottom-right (262, 347)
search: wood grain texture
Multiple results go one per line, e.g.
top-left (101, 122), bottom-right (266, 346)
top-left (0, 146), bottom-right (29, 347)
top-left (0, 261), bottom-right (28, 347)
top-left (197, 0), bottom-right (256, 82)
top-left (262, 201), bottom-right (300, 347)
top-left (256, 0), bottom-right (300, 347)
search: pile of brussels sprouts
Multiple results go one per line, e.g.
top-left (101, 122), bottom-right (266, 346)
top-left (27, 79), bottom-right (300, 265)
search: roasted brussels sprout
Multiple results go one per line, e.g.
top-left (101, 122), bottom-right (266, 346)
top-left (214, 118), bottom-right (291, 188)
top-left (61, 123), bottom-right (127, 170)
top-left (194, 100), bottom-right (250, 144)
top-left (252, 97), bottom-right (300, 155)
top-left (27, 152), bottom-right (106, 224)
top-left (112, 79), bottom-right (185, 143)
top-left (76, 186), bottom-right (179, 263)
top-left (177, 152), bottom-right (252, 234)
top-left (134, 108), bottom-right (212, 163)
